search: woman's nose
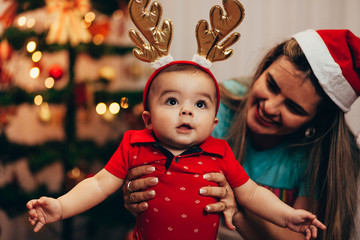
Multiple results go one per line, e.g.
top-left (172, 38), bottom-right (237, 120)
top-left (263, 96), bottom-right (282, 116)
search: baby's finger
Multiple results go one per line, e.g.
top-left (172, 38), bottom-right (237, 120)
top-left (312, 218), bottom-right (326, 230)
top-left (26, 199), bottom-right (38, 209)
top-left (28, 209), bottom-right (38, 219)
top-left (34, 222), bottom-right (45, 232)
top-left (309, 225), bottom-right (317, 239)
top-left (304, 228), bottom-right (312, 240)
top-left (28, 216), bottom-right (37, 225)
top-left (223, 209), bottom-right (236, 230)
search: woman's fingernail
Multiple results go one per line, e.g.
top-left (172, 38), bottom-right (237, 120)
top-left (147, 166), bottom-right (155, 172)
top-left (141, 202), bottom-right (148, 210)
top-left (203, 174), bottom-right (209, 180)
top-left (199, 188), bottom-right (207, 194)
top-left (148, 190), bottom-right (156, 197)
top-left (205, 206), bottom-right (211, 211)
top-left (150, 177), bottom-right (158, 184)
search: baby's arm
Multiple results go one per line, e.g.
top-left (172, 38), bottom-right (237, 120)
top-left (233, 179), bottom-right (326, 240)
top-left (27, 169), bottom-right (123, 232)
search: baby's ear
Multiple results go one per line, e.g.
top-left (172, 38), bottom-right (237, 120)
top-left (142, 111), bottom-right (152, 130)
top-left (211, 117), bottom-right (219, 132)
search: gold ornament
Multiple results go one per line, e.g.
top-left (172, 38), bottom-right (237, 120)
top-left (128, 0), bottom-right (173, 63)
top-left (195, 0), bottom-right (245, 62)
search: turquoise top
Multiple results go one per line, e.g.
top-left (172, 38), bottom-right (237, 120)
top-left (212, 80), bottom-right (308, 205)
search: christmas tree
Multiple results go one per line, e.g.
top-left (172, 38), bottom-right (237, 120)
top-left (0, 0), bottom-right (150, 239)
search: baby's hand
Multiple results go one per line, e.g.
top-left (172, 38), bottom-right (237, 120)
top-left (286, 209), bottom-right (326, 240)
top-left (26, 197), bottom-right (62, 232)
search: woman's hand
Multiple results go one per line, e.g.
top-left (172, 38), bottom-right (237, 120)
top-left (123, 165), bottom-right (158, 216)
top-left (200, 172), bottom-right (237, 230)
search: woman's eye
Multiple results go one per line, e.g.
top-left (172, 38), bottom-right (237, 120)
top-left (266, 74), bottom-right (280, 94)
top-left (166, 98), bottom-right (178, 105)
top-left (196, 101), bottom-right (206, 108)
top-left (266, 79), bottom-right (278, 93)
top-left (284, 100), bottom-right (307, 116)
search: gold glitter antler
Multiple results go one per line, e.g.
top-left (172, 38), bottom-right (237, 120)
top-left (195, 0), bottom-right (245, 62)
top-left (128, 0), bottom-right (173, 63)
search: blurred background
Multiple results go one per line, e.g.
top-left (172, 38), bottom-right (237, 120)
top-left (0, 0), bottom-right (359, 240)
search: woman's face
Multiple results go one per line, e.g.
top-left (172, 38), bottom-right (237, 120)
top-left (247, 56), bottom-right (321, 137)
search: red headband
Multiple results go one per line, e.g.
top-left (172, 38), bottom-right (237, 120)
top-left (142, 60), bottom-right (220, 114)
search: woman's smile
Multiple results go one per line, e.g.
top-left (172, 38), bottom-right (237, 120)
top-left (254, 102), bottom-right (279, 127)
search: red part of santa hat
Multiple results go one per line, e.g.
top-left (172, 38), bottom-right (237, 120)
top-left (293, 29), bottom-right (360, 112)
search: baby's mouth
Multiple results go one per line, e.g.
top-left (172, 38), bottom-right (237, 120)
top-left (177, 124), bottom-right (193, 130)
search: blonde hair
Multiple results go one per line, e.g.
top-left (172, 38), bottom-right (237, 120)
top-left (221, 38), bottom-right (360, 240)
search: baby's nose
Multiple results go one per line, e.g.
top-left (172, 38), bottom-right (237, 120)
top-left (180, 105), bottom-right (193, 116)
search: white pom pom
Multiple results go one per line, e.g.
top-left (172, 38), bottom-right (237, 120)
top-left (192, 54), bottom-right (212, 69)
top-left (151, 55), bottom-right (174, 70)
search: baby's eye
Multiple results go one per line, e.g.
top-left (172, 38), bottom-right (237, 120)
top-left (196, 100), bottom-right (207, 109)
top-left (166, 98), bottom-right (178, 106)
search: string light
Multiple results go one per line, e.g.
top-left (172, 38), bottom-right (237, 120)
top-left (39, 102), bottom-right (51, 122)
top-left (96, 102), bottom-right (107, 115)
top-left (84, 12), bottom-right (96, 23)
top-left (27, 18), bottom-right (36, 28)
top-left (93, 34), bottom-right (104, 45)
top-left (95, 99), bottom-right (130, 119)
top-left (30, 67), bottom-right (40, 79)
top-left (109, 102), bottom-right (120, 114)
top-left (18, 16), bottom-right (26, 26)
top-left (44, 77), bottom-right (55, 89)
top-left (34, 95), bottom-right (43, 105)
top-left (32, 51), bottom-right (42, 62)
top-left (27, 41), bottom-right (36, 52)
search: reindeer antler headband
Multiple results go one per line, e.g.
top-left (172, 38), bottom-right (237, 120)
top-left (128, 0), bottom-right (245, 111)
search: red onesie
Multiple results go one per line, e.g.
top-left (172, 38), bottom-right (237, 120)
top-left (105, 129), bottom-right (249, 240)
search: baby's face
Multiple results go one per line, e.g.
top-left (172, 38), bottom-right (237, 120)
top-left (143, 70), bottom-right (218, 153)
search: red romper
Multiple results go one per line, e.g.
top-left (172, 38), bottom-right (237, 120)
top-left (105, 129), bottom-right (249, 240)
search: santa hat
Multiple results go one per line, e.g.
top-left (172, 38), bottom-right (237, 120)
top-left (142, 60), bottom-right (221, 114)
top-left (293, 29), bottom-right (360, 112)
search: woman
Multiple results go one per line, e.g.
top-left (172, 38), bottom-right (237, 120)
top-left (123, 29), bottom-right (360, 240)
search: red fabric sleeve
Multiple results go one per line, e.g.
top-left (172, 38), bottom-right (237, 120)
top-left (104, 131), bottom-right (131, 179)
top-left (222, 141), bottom-right (249, 189)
